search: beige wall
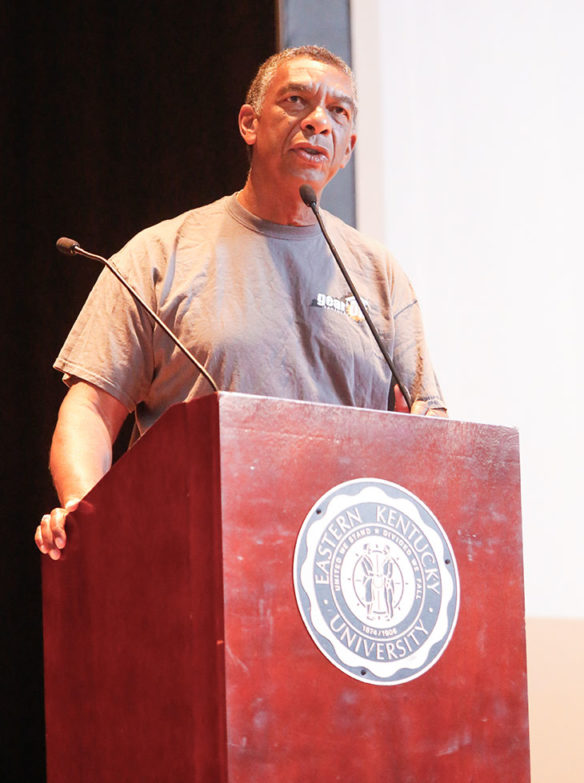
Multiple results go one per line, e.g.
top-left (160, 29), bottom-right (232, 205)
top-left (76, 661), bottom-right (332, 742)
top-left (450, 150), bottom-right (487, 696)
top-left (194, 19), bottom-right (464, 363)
top-left (352, 0), bottom-right (584, 616)
top-left (351, 4), bottom-right (584, 779)
top-left (527, 618), bottom-right (584, 782)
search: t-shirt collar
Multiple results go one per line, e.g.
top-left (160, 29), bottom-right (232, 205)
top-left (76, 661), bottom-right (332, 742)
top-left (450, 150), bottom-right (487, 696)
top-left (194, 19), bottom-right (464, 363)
top-left (226, 193), bottom-right (322, 241)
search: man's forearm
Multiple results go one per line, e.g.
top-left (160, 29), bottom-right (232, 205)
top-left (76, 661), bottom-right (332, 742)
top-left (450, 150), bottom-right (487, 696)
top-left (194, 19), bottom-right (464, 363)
top-left (50, 405), bottom-right (113, 504)
top-left (38, 381), bottom-right (128, 559)
top-left (49, 381), bottom-right (128, 504)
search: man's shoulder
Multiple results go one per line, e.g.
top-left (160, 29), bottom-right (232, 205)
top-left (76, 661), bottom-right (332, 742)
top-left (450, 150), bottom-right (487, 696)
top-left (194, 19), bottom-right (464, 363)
top-left (321, 209), bottom-right (392, 260)
top-left (130, 194), bottom-right (233, 246)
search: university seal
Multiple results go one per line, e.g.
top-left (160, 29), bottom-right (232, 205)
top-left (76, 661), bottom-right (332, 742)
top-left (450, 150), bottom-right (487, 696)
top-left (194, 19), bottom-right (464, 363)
top-left (293, 478), bottom-right (459, 685)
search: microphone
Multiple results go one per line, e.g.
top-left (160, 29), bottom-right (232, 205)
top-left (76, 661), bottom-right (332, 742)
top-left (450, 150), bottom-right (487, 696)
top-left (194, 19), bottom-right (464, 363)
top-left (56, 238), bottom-right (218, 393)
top-left (299, 185), bottom-right (412, 411)
top-left (56, 237), bottom-right (80, 255)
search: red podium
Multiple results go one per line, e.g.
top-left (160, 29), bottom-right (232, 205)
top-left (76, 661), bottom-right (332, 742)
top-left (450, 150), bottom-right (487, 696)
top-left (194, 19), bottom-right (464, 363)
top-left (42, 392), bottom-right (530, 782)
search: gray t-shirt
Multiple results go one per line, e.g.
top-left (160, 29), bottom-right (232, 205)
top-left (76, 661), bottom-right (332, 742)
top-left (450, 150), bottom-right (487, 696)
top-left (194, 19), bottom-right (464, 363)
top-left (55, 194), bottom-right (445, 435)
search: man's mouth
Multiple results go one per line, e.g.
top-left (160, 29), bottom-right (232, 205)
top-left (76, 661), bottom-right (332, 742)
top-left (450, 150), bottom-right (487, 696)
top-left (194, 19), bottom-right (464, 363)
top-left (292, 145), bottom-right (329, 163)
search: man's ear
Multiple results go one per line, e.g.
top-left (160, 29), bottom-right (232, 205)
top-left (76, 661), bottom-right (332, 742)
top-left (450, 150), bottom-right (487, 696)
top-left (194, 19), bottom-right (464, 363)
top-left (238, 104), bottom-right (258, 147)
top-left (340, 131), bottom-right (357, 169)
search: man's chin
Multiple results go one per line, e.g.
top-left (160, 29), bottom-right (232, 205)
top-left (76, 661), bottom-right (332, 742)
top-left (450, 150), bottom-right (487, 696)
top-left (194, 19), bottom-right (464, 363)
top-left (289, 166), bottom-right (328, 186)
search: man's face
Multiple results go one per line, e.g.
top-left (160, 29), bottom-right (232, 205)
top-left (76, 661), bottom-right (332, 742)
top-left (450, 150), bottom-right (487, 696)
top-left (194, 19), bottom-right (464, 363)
top-left (240, 57), bottom-right (357, 195)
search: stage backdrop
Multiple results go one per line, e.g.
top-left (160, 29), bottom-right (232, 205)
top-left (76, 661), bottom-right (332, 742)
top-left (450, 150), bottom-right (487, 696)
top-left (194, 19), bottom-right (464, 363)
top-left (2, 1), bottom-right (276, 779)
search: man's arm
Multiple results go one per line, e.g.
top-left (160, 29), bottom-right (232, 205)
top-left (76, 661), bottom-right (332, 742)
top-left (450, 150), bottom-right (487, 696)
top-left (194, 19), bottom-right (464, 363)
top-left (35, 380), bottom-right (129, 560)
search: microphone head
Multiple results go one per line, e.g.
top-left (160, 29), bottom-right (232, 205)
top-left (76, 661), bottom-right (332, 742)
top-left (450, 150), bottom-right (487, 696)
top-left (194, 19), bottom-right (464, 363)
top-left (56, 237), bottom-right (80, 255)
top-left (299, 184), bottom-right (317, 208)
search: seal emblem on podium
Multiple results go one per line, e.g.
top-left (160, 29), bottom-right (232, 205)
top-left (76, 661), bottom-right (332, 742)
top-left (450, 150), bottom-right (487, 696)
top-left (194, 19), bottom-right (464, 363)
top-left (293, 478), bottom-right (460, 685)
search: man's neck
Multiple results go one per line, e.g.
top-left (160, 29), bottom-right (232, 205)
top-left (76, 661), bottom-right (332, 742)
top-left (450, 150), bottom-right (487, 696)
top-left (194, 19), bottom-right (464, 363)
top-left (237, 173), bottom-right (319, 226)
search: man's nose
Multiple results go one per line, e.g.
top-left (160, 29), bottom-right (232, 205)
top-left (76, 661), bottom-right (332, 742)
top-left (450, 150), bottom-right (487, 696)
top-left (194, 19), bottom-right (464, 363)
top-left (301, 105), bottom-right (331, 134)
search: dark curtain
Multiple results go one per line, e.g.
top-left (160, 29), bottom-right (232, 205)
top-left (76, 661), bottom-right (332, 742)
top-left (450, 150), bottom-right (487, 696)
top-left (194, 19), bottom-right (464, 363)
top-left (1, 1), bottom-right (276, 779)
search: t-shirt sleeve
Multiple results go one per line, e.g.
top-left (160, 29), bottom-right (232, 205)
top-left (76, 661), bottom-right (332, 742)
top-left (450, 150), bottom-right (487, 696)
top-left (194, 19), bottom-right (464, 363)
top-left (53, 235), bottom-right (158, 411)
top-left (388, 257), bottom-right (446, 410)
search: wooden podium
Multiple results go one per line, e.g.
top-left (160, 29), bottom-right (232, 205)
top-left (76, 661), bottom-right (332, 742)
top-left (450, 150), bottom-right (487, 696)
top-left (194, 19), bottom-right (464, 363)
top-left (42, 392), bottom-right (530, 782)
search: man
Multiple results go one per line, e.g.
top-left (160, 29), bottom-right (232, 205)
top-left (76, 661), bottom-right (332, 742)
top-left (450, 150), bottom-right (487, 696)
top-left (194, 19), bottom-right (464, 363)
top-left (36, 45), bottom-right (446, 560)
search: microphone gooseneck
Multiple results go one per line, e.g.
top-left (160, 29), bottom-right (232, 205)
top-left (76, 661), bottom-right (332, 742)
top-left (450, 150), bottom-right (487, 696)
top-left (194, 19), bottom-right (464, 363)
top-left (55, 238), bottom-right (219, 393)
top-left (299, 186), bottom-right (412, 411)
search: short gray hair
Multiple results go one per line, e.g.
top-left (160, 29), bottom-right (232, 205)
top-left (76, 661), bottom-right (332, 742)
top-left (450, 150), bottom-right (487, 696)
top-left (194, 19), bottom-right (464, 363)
top-left (245, 45), bottom-right (358, 116)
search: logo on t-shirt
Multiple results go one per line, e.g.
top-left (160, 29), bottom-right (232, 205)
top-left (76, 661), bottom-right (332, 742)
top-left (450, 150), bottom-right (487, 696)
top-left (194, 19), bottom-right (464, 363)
top-left (313, 293), bottom-right (368, 323)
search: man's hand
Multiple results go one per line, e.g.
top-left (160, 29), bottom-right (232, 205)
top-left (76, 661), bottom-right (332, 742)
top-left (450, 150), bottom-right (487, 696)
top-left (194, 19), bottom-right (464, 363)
top-left (393, 384), bottom-right (448, 417)
top-left (35, 499), bottom-right (81, 560)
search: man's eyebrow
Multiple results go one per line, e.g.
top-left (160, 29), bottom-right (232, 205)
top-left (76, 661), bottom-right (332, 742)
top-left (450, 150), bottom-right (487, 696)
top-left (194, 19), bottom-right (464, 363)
top-left (276, 82), bottom-right (355, 111)
top-left (275, 82), bottom-right (314, 98)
